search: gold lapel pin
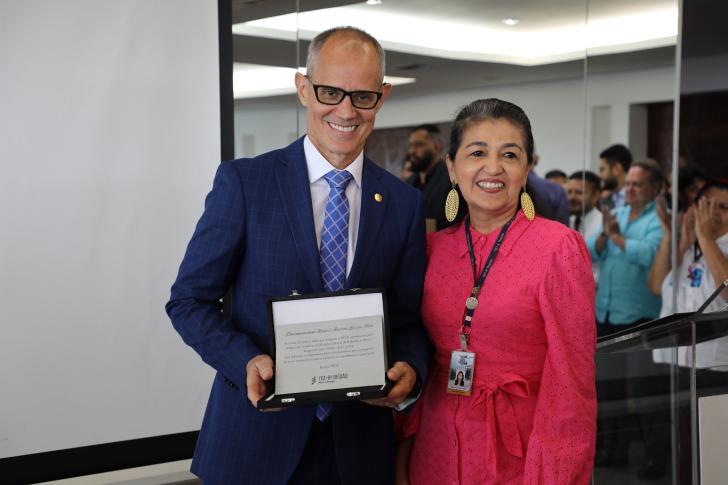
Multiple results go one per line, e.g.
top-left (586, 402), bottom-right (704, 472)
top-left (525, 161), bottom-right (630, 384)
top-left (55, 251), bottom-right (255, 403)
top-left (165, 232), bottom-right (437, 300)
top-left (374, 193), bottom-right (383, 202)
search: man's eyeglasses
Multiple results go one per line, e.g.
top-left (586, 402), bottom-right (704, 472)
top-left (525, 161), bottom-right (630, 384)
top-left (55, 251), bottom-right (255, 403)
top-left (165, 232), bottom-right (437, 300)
top-left (307, 77), bottom-right (383, 109)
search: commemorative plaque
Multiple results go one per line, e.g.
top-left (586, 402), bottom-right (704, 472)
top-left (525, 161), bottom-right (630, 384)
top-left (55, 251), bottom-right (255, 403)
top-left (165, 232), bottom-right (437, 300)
top-left (257, 288), bottom-right (391, 409)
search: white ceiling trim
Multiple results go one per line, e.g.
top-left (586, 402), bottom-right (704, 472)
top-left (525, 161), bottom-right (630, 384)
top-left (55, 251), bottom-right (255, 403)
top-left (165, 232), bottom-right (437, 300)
top-left (232, 4), bottom-right (677, 66)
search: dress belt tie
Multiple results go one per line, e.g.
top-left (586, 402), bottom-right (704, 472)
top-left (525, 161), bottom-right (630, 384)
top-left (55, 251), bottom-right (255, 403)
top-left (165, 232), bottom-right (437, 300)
top-left (470, 373), bottom-right (534, 476)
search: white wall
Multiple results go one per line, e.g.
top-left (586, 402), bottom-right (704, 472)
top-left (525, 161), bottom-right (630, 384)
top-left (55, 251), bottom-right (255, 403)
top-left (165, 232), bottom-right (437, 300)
top-left (0, 0), bottom-right (218, 458)
top-left (233, 103), bottom-right (299, 158)
top-left (377, 77), bottom-right (588, 175)
top-left (584, 66), bottom-right (677, 167)
top-left (234, 65), bottom-right (677, 176)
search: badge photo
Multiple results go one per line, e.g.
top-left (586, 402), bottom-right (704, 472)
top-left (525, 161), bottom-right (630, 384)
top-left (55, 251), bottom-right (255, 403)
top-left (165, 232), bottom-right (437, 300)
top-left (447, 350), bottom-right (475, 396)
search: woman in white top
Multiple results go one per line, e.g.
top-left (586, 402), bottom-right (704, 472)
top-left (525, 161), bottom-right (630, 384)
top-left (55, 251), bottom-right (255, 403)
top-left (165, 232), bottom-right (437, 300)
top-left (649, 178), bottom-right (728, 368)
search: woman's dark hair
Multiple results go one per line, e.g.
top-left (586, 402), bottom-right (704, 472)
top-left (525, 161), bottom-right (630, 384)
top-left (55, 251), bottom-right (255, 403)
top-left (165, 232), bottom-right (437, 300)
top-left (445, 98), bottom-right (535, 227)
top-left (447, 98), bottom-right (534, 165)
top-left (695, 178), bottom-right (728, 202)
top-left (678, 165), bottom-right (707, 192)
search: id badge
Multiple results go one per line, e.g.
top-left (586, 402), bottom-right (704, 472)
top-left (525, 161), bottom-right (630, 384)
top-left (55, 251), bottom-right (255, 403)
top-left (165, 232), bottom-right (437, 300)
top-left (688, 261), bottom-right (705, 288)
top-left (447, 350), bottom-right (475, 396)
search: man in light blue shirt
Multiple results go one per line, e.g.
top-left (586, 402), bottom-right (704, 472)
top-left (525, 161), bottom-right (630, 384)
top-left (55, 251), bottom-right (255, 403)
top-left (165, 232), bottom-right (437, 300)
top-left (589, 159), bottom-right (667, 475)
top-left (588, 159), bottom-right (664, 334)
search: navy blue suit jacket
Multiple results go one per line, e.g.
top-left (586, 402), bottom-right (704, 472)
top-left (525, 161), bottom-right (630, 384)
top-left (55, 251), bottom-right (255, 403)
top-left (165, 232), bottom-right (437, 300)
top-left (166, 137), bottom-right (430, 484)
top-left (528, 171), bottom-right (569, 225)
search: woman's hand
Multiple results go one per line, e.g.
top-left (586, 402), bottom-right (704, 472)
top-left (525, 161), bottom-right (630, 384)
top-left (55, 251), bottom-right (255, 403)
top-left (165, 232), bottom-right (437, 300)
top-left (680, 206), bottom-right (697, 249)
top-left (695, 197), bottom-right (721, 242)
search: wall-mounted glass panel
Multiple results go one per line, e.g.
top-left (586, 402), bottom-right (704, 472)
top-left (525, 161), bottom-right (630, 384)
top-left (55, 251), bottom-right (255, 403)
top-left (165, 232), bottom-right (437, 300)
top-left (585, 0), bottom-right (680, 483)
top-left (676, 2), bottom-right (728, 483)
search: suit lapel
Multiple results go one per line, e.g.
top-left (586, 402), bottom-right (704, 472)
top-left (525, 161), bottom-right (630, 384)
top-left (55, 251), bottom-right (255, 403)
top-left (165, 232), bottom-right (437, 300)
top-left (347, 159), bottom-right (387, 287)
top-left (275, 139), bottom-right (323, 292)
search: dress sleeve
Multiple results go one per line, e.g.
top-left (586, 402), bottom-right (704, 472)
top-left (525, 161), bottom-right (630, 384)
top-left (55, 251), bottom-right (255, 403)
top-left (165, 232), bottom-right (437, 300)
top-left (523, 231), bottom-right (597, 485)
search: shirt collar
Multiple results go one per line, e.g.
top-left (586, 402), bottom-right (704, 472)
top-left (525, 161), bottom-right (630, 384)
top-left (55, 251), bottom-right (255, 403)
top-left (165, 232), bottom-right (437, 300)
top-left (304, 135), bottom-right (363, 188)
top-left (629, 199), bottom-right (656, 216)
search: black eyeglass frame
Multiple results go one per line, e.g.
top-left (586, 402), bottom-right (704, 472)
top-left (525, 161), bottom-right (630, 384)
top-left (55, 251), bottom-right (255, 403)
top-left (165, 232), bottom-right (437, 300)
top-left (306, 77), bottom-right (385, 109)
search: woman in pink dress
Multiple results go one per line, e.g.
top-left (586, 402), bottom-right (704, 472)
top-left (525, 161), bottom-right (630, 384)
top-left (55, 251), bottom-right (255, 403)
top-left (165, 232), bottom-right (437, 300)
top-left (396, 99), bottom-right (597, 484)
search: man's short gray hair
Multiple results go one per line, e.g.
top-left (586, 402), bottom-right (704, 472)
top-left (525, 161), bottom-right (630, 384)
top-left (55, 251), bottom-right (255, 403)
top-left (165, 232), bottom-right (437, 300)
top-left (305, 26), bottom-right (385, 82)
top-left (631, 158), bottom-right (664, 189)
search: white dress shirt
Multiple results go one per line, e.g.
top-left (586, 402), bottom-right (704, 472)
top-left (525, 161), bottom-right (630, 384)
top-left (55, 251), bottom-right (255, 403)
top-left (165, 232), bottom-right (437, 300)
top-left (304, 136), bottom-right (421, 408)
top-left (304, 136), bottom-right (363, 276)
top-left (571, 206), bottom-right (603, 283)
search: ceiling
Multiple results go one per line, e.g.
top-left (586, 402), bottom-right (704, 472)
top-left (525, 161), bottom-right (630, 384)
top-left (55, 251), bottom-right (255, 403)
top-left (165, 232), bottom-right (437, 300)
top-left (231, 0), bottom-right (681, 109)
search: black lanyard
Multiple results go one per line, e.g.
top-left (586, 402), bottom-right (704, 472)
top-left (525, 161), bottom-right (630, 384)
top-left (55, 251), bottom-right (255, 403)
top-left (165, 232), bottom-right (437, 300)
top-left (460, 214), bottom-right (515, 347)
top-left (693, 241), bottom-right (703, 263)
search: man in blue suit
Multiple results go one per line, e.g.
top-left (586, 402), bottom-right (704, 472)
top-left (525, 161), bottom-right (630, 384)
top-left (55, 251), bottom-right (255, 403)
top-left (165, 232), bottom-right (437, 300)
top-left (166, 26), bottom-right (430, 484)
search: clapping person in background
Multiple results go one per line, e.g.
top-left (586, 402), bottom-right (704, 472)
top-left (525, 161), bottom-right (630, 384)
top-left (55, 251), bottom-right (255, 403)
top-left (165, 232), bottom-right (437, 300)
top-left (588, 159), bottom-right (665, 476)
top-left (650, 177), bottom-right (728, 327)
top-left (646, 178), bottom-right (728, 479)
top-left (589, 159), bottom-right (664, 336)
top-left (598, 144), bottom-right (633, 209)
top-left (646, 179), bottom-right (728, 476)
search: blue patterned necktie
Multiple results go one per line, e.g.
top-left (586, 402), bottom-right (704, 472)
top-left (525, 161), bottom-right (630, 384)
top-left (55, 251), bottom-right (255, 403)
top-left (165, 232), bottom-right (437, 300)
top-left (316, 169), bottom-right (352, 421)
top-left (320, 169), bottom-right (353, 292)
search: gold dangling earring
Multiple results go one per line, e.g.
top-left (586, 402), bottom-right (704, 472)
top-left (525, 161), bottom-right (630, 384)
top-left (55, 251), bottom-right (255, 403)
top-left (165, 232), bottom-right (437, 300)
top-left (520, 186), bottom-right (536, 221)
top-left (445, 182), bottom-right (459, 222)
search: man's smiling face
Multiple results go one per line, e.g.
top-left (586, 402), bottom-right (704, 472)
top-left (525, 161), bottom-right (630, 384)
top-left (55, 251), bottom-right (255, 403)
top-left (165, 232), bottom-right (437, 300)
top-left (295, 33), bottom-right (390, 169)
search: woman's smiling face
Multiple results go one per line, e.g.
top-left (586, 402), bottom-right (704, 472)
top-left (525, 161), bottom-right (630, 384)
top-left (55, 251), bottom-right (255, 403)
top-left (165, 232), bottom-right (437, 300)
top-left (447, 118), bottom-right (530, 228)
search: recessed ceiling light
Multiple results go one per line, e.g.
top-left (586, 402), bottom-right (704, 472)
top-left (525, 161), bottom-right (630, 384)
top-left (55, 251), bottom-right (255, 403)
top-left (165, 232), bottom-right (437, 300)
top-left (501, 17), bottom-right (519, 26)
top-left (366, 0), bottom-right (382, 5)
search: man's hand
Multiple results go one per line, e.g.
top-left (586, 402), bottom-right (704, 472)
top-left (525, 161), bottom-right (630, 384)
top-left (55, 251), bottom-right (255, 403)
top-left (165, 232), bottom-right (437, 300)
top-left (601, 206), bottom-right (612, 236)
top-left (605, 212), bottom-right (620, 236)
top-left (364, 361), bottom-right (417, 408)
top-left (246, 354), bottom-right (274, 408)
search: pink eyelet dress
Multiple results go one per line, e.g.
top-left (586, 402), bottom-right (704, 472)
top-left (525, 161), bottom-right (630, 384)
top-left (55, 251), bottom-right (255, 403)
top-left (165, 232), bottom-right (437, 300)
top-left (401, 212), bottom-right (597, 485)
